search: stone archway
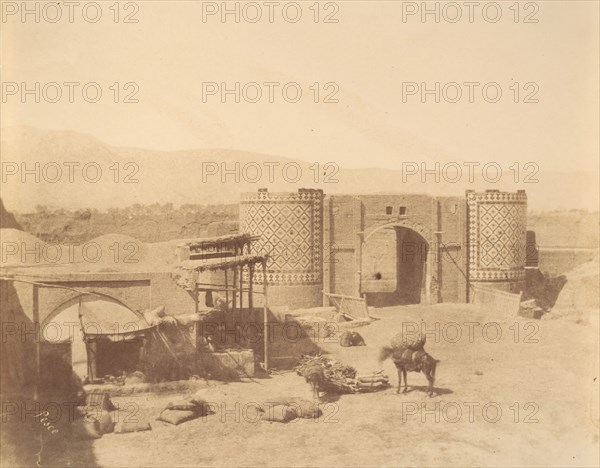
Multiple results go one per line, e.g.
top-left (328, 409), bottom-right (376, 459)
top-left (41, 294), bottom-right (147, 382)
top-left (360, 222), bottom-right (431, 307)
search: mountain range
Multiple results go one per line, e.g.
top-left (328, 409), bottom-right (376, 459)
top-left (1, 126), bottom-right (597, 212)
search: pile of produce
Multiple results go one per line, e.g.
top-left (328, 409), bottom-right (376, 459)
top-left (295, 354), bottom-right (356, 393)
top-left (295, 354), bottom-right (389, 394)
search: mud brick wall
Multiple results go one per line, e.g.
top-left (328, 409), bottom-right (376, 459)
top-left (470, 283), bottom-right (522, 315)
top-left (8, 272), bottom-right (196, 328)
top-left (324, 194), bottom-right (468, 305)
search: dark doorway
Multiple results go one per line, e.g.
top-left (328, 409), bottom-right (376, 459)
top-left (396, 227), bottom-right (428, 304)
top-left (91, 339), bottom-right (144, 378)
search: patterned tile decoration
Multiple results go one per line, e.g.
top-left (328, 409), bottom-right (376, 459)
top-left (239, 190), bottom-right (324, 285)
top-left (467, 190), bottom-right (527, 282)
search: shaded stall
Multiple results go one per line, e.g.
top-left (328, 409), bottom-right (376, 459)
top-left (175, 253), bottom-right (270, 373)
top-left (41, 294), bottom-right (154, 384)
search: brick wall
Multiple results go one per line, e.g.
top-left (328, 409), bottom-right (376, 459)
top-left (325, 193), bottom-right (468, 305)
top-left (10, 272), bottom-right (196, 328)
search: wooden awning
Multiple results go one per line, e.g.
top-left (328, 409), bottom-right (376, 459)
top-left (177, 254), bottom-right (268, 272)
top-left (177, 234), bottom-right (260, 251)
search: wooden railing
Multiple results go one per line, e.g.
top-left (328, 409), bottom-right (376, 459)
top-left (323, 292), bottom-right (371, 321)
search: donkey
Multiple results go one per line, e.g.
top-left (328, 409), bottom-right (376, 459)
top-left (379, 346), bottom-right (439, 397)
top-left (303, 363), bottom-right (325, 401)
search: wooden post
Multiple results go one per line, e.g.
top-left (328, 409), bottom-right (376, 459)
top-left (33, 284), bottom-right (40, 400)
top-left (87, 341), bottom-right (98, 382)
top-left (240, 265), bottom-right (244, 312)
top-left (248, 265), bottom-right (254, 311)
top-left (224, 267), bottom-right (229, 308)
top-left (232, 267), bottom-right (237, 310)
top-left (194, 283), bottom-right (199, 348)
top-left (262, 260), bottom-right (269, 371)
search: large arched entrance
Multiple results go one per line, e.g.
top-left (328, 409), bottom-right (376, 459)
top-left (41, 295), bottom-right (150, 383)
top-left (360, 224), bottom-right (429, 307)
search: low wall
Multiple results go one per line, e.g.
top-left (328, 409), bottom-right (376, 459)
top-left (470, 284), bottom-right (522, 315)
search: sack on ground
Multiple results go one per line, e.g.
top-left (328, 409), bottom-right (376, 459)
top-left (339, 331), bottom-right (353, 347)
top-left (261, 404), bottom-right (297, 423)
top-left (290, 399), bottom-right (322, 419)
top-left (166, 400), bottom-right (199, 412)
top-left (114, 420), bottom-right (152, 433)
top-left (350, 332), bottom-right (366, 346)
top-left (340, 331), bottom-right (366, 347)
top-left (158, 409), bottom-right (198, 425)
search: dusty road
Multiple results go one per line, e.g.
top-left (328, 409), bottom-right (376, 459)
top-left (33, 304), bottom-right (600, 467)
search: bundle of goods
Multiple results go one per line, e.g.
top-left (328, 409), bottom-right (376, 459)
top-left (390, 329), bottom-right (426, 350)
top-left (354, 370), bottom-right (390, 392)
top-left (295, 355), bottom-right (389, 393)
top-left (295, 354), bottom-right (357, 394)
top-left (339, 330), bottom-right (366, 347)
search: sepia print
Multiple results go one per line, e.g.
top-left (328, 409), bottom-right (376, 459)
top-left (0, 1), bottom-right (598, 467)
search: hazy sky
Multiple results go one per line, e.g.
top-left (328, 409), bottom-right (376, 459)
top-left (2, 0), bottom-right (599, 173)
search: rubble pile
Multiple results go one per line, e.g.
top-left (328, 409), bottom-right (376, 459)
top-left (521, 268), bottom-right (568, 318)
top-left (519, 299), bottom-right (545, 319)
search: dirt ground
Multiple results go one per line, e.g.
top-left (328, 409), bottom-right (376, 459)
top-left (38, 304), bottom-right (600, 467)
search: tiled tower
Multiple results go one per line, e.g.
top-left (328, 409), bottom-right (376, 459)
top-left (239, 188), bottom-right (324, 308)
top-left (466, 190), bottom-right (527, 293)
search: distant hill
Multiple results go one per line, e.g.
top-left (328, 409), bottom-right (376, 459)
top-left (1, 125), bottom-right (598, 212)
top-left (12, 203), bottom-right (239, 243)
top-left (529, 210), bottom-right (599, 248)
